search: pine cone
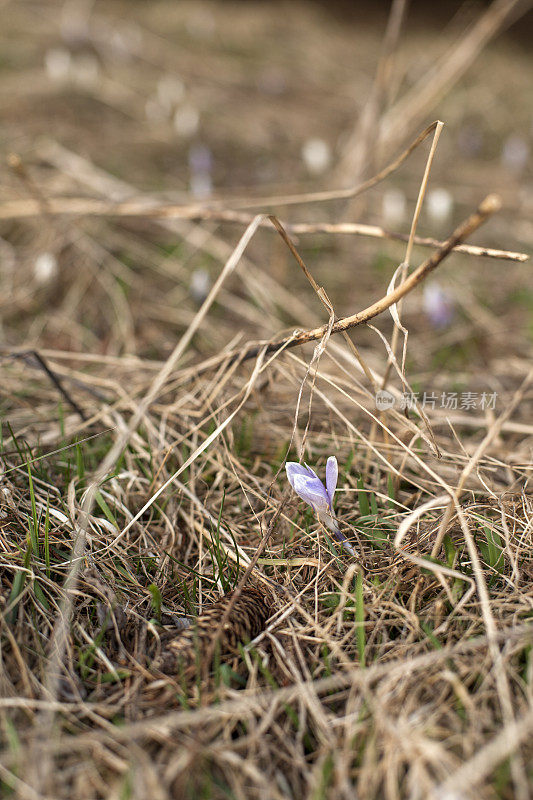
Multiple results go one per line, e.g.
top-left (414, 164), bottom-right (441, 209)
top-left (157, 586), bottom-right (271, 675)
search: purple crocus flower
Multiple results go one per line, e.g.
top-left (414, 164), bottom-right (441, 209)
top-left (286, 456), bottom-right (355, 556)
top-left (423, 282), bottom-right (454, 329)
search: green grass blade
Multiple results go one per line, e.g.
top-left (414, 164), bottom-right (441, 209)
top-left (357, 475), bottom-right (370, 516)
top-left (355, 570), bottom-right (366, 668)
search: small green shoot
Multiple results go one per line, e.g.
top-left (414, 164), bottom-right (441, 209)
top-left (420, 621), bottom-right (443, 650)
top-left (312, 752), bottom-right (335, 800)
top-left (6, 536), bottom-right (32, 624)
top-left (206, 491), bottom-right (239, 591)
top-left (27, 463), bottom-right (39, 554)
top-left (387, 473), bottom-right (395, 510)
top-left (44, 497), bottom-right (51, 579)
top-left (95, 491), bottom-right (118, 529)
top-left (355, 570), bottom-right (366, 668)
top-left (443, 534), bottom-right (456, 568)
top-left (478, 525), bottom-right (504, 574)
top-left (76, 440), bottom-right (85, 487)
top-left (148, 583), bottom-right (162, 623)
top-left (321, 644), bottom-right (332, 677)
top-left (357, 475), bottom-right (370, 516)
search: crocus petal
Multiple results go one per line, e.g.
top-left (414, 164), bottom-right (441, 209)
top-left (291, 473), bottom-right (330, 511)
top-left (286, 457), bottom-right (355, 557)
top-left (287, 463), bottom-right (311, 474)
top-left (303, 463), bottom-right (320, 480)
top-left (285, 462), bottom-right (312, 490)
top-left (325, 456), bottom-right (338, 504)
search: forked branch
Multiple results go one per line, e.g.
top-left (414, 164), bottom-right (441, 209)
top-left (238, 193), bottom-right (502, 363)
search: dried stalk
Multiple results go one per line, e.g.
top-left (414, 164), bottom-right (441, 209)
top-left (238, 194), bottom-right (502, 363)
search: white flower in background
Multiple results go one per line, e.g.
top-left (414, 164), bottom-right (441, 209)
top-left (34, 252), bottom-right (58, 285)
top-left (427, 188), bottom-right (453, 225)
top-left (157, 75), bottom-right (185, 112)
top-left (188, 144), bottom-right (212, 173)
top-left (189, 268), bottom-right (211, 304)
top-left (382, 188), bottom-right (407, 227)
top-left (189, 144), bottom-right (213, 199)
top-left (45, 48), bottom-right (72, 81)
top-left (433, 791), bottom-right (466, 800)
top-left (423, 281), bottom-right (454, 329)
top-left (286, 456), bottom-right (355, 556)
top-left (301, 138), bottom-right (332, 175)
top-left (173, 105), bottom-right (200, 137)
top-left (501, 134), bottom-right (529, 173)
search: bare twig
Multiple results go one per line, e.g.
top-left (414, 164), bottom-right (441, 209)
top-left (0, 196), bottom-right (525, 261)
top-left (9, 351), bottom-right (87, 421)
top-left (237, 194), bottom-right (502, 363)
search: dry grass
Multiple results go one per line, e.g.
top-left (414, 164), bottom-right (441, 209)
top-left (1, 1), bottom-right (532, 798)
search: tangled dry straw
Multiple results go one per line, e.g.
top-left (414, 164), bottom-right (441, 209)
top-left (1, 1), bottom-right (532, 799)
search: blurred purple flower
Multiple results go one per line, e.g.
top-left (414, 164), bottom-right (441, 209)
top-left (501, 134), bottom-right (529, 173)
top-left (188, 143), bottom-right (212, 174)
top-left (286, 457), bottom-right (355, 556)
top-left (423, 282), bottom-right (454, 329)
top-left (188, 143), bottom-right (213, 198)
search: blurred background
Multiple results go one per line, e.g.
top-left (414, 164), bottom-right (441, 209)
top-left (1, 0), bottom-right (531, 373)
top-left (1, 9), bottom-right (532, 796)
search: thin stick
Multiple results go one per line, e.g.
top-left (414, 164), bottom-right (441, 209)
top-left (1, 197), bottom-right (525, 261)
top-left (381, 120), bottom-right (444, 386)
top-left (11, 351), bottom-right (87, 421)
top-left (5, 120), bottom-right (438, 215)
top-left (405, 121), bottom-right (445, 267)
top-left (288, 224), bottom-right (526, 263)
